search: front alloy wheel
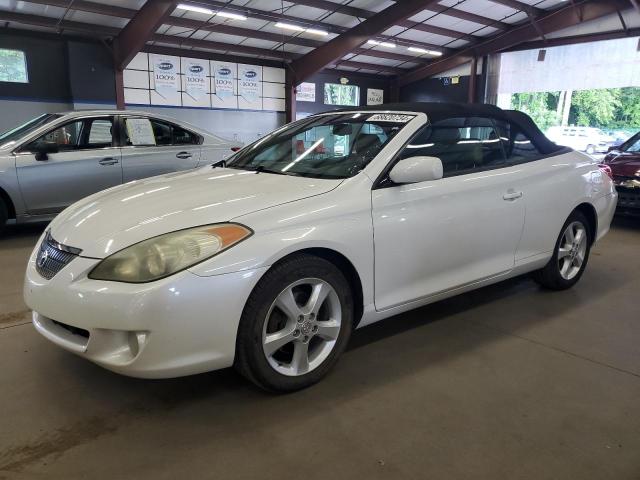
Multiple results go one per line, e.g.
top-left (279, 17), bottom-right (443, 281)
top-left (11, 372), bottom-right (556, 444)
top-left (262, 278), bottom-right (342, 376)
top-left (235, 254), bottom-right (353, 392)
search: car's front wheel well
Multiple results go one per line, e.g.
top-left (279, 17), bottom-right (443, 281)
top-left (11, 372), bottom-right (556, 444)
top-left (574, 202), bottom-right (597, 245)
top-left (271, 248), bottom-right (364, 327)
top-left (0, 186), bottom-right (16, 220)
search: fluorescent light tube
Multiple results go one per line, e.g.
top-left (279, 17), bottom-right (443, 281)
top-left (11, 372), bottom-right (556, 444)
top-left (275, 22), bottom-right (305, 31)
top-left (216, 11), bottom-right (247, 20)
top-left (176, 4), bottom-right (214, 15)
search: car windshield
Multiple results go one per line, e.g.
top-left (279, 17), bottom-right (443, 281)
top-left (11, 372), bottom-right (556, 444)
top-left (621, 132), bottom-right (640, 153)
top-left (226, 113), bottom-right (414, 179)
top-left (0, 113), bottom-right (62, 147)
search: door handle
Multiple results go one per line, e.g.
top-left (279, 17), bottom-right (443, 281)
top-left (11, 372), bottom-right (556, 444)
top-left (176, 151), bottom-right (192, 159)
top-left (99, 157), bottom-right (119, 166)
top-left (503, 191), bottom-right (523, 201)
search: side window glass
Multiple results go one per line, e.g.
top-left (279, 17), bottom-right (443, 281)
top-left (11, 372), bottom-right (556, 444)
top-left (400, 117), bottom-right (505, 177)
top-left (31, 120), bottom-right (83, 151)
top-left (150, 120), bottom-right (172, 146)
top-left (495, 120), bottom-right (542, 164)
top-left (172, 125), bottom-right (198, 145)
top-left (84, 118), bottom-right (113, 148)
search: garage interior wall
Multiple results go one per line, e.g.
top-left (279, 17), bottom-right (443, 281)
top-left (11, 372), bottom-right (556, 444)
top-left (0, 32), bottom-right (74, 131)
top-left (295, 70), bottom-right (390, 117)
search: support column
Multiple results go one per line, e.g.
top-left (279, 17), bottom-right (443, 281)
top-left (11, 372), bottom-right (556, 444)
top-left (468, 56), bottom-right (478, 103)
top-left (115, 67), bottom-right (125, 110)
top-left (285, 69), bottom-right (297, 124)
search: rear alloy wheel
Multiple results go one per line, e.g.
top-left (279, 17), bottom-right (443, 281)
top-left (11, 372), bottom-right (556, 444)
top-left (533, 210), bottom-right (591, 290)
top-left (235, 254), bottom-right (353, 392)
top-left (585, 145), bottom-right (596, 155)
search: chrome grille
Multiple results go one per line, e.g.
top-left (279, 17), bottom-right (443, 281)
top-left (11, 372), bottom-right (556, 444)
top-left (35, 232), bottom-right (81, 280)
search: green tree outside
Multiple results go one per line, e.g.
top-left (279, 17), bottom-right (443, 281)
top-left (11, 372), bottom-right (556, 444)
top-left (510, 87), bottom-right (640, 134)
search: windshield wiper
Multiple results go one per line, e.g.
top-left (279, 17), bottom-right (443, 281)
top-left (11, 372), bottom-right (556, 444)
top-left (251, 165), bottom-right (290, 176)
top-left (211, 159), bottom-right (226, 169)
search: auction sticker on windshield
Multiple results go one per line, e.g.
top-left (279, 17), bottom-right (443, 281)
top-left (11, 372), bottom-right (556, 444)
top-left (367, 114), bottom-right (415, 123)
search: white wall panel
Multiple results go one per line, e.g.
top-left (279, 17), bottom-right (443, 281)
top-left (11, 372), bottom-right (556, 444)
top-left (123, 52), bottom-right (285, 112)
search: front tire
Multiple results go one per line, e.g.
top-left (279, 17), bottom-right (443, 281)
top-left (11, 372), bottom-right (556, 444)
top-left (235, 254), bottom-right (354, 392)
top-left (532, 210), bottom-right (592, 290)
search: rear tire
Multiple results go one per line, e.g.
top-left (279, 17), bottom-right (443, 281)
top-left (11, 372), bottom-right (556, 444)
top-left (235, 254), bottom-right (354, 393)
top-left (0, 199), bottom-right (7, 235)
top-left (532, 210), bottom-right (592, 290)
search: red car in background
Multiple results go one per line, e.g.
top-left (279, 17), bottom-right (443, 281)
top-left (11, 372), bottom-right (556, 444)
top-left (604, 131), bottom-right (640, 216)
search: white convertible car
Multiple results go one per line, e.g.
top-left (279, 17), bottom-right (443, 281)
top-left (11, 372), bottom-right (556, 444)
top-left (24, 103), bottom-right (617, 392)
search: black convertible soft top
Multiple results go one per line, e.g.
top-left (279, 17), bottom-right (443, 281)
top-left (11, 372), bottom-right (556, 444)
top-left (334, 102), bottom-right (563, 155)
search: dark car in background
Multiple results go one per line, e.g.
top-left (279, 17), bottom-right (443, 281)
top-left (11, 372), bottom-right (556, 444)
top-left (604, 131), bottom-right (640, 216)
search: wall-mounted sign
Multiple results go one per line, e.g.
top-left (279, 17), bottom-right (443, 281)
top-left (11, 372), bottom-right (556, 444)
top-left (367, 88), bottom-right (384, 105)
top-left (213, 61), bottom-right (234, 99)
top-left (184, 59), bottom-right (208, 100)
top-left (239, 64), bottom-right (261, 102)
top-left (442, 76), bottom-right (460, 86)
top-left (296, 82), bottom-right (316, 102)
top-left (152, 54), bottom-right (179, 98)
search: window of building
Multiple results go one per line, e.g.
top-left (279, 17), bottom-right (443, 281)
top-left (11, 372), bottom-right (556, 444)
top-left (0, 49), bottom-right (28, 83)
top-left (324, 83), bottom-right (360, 106)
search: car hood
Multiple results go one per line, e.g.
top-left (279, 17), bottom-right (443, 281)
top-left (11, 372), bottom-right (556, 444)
top-left (50, 167), bottom-right (342, 258)
top-left (607, 152), bottom-right (640, 177)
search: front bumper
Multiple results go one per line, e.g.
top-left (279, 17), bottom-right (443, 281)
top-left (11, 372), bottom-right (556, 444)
top-left (24, 247), bottom-right (268, 378)
top-left (614, 186), bottom-right (640, 215)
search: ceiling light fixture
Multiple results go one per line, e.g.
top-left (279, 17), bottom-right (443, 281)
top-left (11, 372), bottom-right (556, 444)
top-left (367, 40), bottom-right (396, 48)
top-left (275, 22), bottom-right (305, 31)
top-left (176, 3), bottom-right (214, 15)
top-left (407, 46), bottom-right (442, 56)
top-left (305, 28), bottom-right (329, 36)
top-left (216, 11), bottom-right (247, 20)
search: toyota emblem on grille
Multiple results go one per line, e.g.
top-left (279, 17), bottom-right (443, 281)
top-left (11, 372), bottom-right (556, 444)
top-left (37, 249), bottom-right (49, 268)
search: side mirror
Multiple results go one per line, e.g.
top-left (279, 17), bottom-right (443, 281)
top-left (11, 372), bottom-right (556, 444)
top-left (607, 146), bottom-right (618, 153)
top-left (389, 156), bottom-right (443, 184)
top-left (33, 141), bottom-right (59, 161)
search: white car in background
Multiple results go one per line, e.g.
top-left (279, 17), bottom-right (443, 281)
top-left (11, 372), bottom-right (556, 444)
top-left (0, 110), bottom-right (242, 230)
top-left (24, 103), bottom-right (617, 392)
top-left (546, 126), bottom-right (610, 154)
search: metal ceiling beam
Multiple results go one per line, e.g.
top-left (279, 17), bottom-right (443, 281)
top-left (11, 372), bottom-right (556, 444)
top-left (485, 0), bottom-right (544, 16)
top-left (114, 0), bottom-right (178, 69)
top-left (398, 0), bottom-right (632, 86)
top-left (289, 0), bottom-right (441, 83)
top-left (288, 0), bottom-right (508, 29)
top-left (16, 0), bottom-right (441, 63)
top-left (151, 34), bottom-right (298, 60)
top-left (0, 9), bottom-right (408, 74)
top-left (0, 10), bottom-right (119, 36)
top-left (165, 16), bottom-right (433, 64)
top-left (504, 26), bottom-right (640, 51)
top-left (191, 0), bottom-right (451, 51)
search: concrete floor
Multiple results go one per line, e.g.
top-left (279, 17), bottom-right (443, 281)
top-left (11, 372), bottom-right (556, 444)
top-left (0, 219), bottom-right (639, 480)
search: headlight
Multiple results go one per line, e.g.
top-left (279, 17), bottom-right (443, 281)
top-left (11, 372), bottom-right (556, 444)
top-left (89, 223), bottom-right (252, 283)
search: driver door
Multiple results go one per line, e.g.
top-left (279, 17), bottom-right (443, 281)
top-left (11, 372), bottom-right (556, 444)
top-left (372, 116), bottom-right (525, 311)
top-left (15, 116), bottom-right (122, 215)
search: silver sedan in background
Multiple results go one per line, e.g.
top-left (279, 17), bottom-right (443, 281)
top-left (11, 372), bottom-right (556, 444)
top-left (0, 110), bottom-right (242, 230)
